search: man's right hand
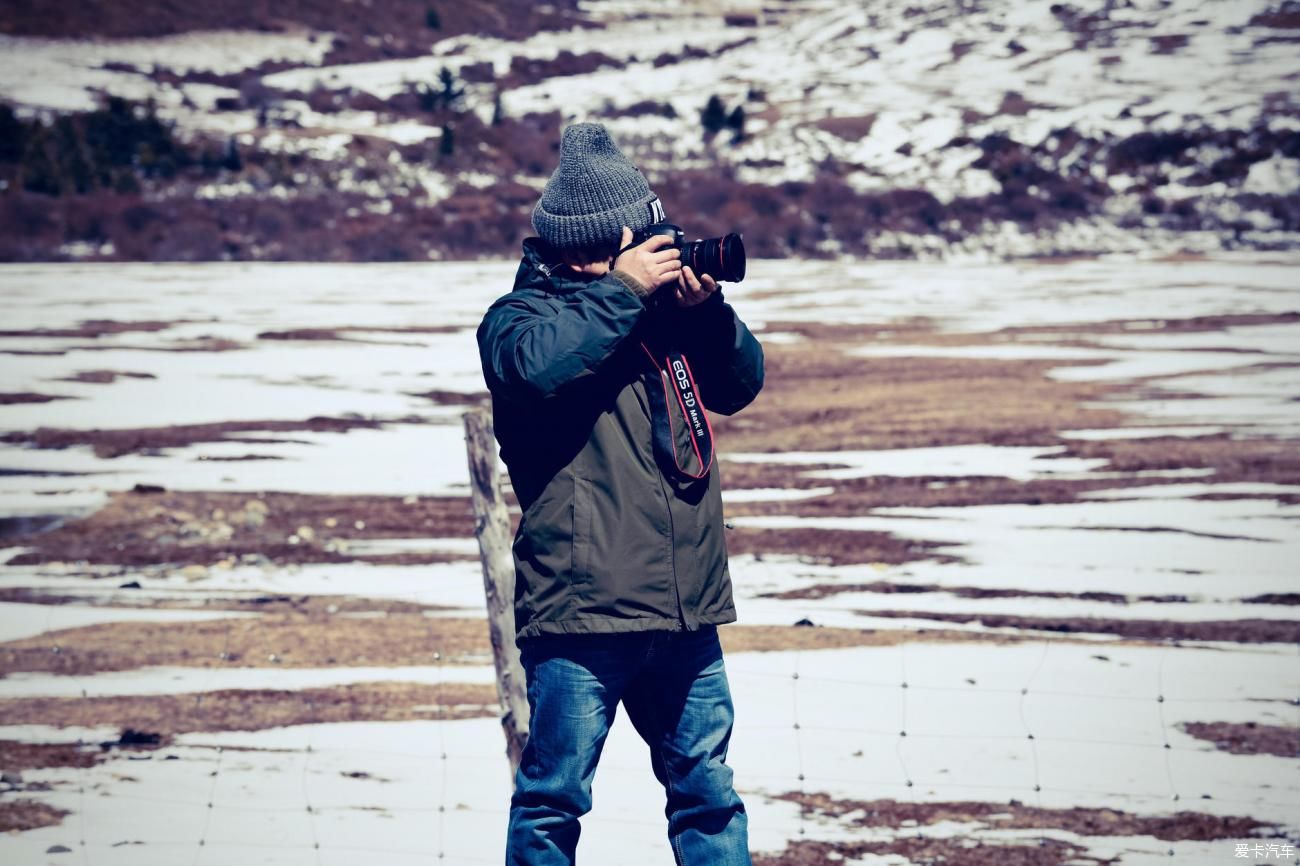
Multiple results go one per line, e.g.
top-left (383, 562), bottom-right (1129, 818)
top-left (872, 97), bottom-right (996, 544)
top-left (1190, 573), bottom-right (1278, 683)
top-left (613, 226), bottom-right (681, 293)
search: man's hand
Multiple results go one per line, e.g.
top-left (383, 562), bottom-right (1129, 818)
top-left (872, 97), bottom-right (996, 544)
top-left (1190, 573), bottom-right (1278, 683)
top-left (673, 265), bottom-right (718, 308)
top-left (613, 226), bottom-right (681, 292)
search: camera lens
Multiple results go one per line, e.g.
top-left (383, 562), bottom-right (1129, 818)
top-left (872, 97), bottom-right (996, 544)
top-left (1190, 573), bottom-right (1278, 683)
top-left (684, 233), bottom-right (746, 283)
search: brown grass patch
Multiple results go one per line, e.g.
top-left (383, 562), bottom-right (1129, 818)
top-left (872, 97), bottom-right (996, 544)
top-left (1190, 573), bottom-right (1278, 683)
top-left (257, 324), bottom-right (466, 342)
top-left (0, 587), bottom-right (459, 616)
top-left (760, 578), bottom-right (1187, 604)
top-left (0, 612), bottom-right (1139, 680)
top-left (53, 369), bottom-right (157, 384)
top-left (712, 331), bottom-right (1130, 454)
top-left (775, 790), bottom-right (1276, 839)
top-left (0, 414), bottom-right (434, 459)
top-left (4, 486), bottom-right (478, 567)
top-left (1058, 435), bottom-right (1300, 488)
top-left (0, 682), bottom-right (499, 738)
top-left (0, 319), bottom-right (184, 339)
top-left (753, 312), bottom-right (1300, 345)
top-left (753, 791), bottom-right (1283, 865)
top-left (1180, 721), bottom-right (1300, 758)
top-left (717, 431), bottom-right (1300, 524)
top-left (0, 798), bottom-right (68, 833)
top-left (0, 739), bottom-right (100, 773)
top-left (1, 613), bottom-right (493, 677)
top-left (855, 609), bottom-right (1300, 644)
top-left (409, 387), bottom-right (491, 407)
top-left (0, 391), bottom-right (75, 405)
top-left (756, 834), bottom-right (1093, 866)
top-left (717, 623), bottom-right (1141, 652)
top-left (995, 311), bottom-right (1300, 337)
top-left (1242, 593), bottom-right (1300, 605)
top-left (719, 461), bottom-right (1227, 517)
top-left (724, 526), bottom-right (962, 567)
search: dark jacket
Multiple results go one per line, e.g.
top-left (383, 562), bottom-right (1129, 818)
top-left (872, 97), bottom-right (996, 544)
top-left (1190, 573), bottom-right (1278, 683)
top-left (476, 237), bottom-right (765, 645)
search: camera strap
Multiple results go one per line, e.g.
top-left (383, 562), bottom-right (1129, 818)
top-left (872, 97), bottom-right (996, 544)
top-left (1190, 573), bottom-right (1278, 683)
top-left (639, 340), bottom-right (714, 483)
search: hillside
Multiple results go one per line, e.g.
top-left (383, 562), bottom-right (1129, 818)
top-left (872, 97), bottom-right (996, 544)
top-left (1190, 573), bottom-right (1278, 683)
top-left (0, 0), bottom-right (1297, 261)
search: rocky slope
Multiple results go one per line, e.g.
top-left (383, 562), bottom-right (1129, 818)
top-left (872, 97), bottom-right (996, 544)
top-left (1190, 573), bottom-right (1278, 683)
top-left (0, 0), bottom-right (1296, 261)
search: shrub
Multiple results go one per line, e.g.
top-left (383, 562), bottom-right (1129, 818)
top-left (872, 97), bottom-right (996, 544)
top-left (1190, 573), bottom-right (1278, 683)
top-left (725, 106), bottom-right (746, 143)
top-left (0, 104), bottom-right (23, 162)
top-left (700, 95), bottom-right (727, 138)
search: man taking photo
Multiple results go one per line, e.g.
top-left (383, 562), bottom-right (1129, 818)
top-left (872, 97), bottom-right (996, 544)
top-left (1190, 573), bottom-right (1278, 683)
top-left (476, 121), bottom-right (764, 866)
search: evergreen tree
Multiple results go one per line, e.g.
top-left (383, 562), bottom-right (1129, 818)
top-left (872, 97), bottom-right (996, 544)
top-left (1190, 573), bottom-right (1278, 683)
top-left (725, 105), bottom-right (746, 144)
top-left (134, 99), bottom-right (185, 178)
top-left (437, 67), bottom-right (465, 112)
top-left (425, 7), bottom-right (441, 29)
top-left (83, 96), bottom-right (137, 168)
top-left (20, 122), bottom-right (62, 196)
top-left (53, 115), bottom-right (93, 193)
top-left (0, 104), bottom-right (24, 162)
top-left (700, 95), bottom-right (727, 138)
top-left (113, 170), bottom-right (140, 194)
top-left (414, 81), bottom-right (438, 113)
top-left (440, 122), bottom-right (455, 156)
top-left (222, 136), bottom-right (242, 171)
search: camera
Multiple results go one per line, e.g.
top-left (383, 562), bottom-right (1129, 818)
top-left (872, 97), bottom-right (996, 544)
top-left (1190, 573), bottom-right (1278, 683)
top-left (628, 223), bottom-right (746, 284)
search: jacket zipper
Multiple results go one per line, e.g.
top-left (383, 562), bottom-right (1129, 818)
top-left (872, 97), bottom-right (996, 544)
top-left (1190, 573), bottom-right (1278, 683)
top-left (637, 359), bottom-right (689, 633)
top-left (655, 469), bottom-right (689, 632)
top-left (640, 334), bottom-right (690, 632)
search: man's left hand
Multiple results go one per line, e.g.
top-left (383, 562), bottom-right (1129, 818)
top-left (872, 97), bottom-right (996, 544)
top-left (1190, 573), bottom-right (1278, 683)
top-left (674, 265), bottom-right (717, 308)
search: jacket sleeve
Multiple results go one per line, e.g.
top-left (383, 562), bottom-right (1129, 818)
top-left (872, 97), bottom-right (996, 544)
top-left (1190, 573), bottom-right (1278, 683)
top-left (477, 270), bottom-right (651, 402)
top-left (670, 288), bottom-right (765, 416)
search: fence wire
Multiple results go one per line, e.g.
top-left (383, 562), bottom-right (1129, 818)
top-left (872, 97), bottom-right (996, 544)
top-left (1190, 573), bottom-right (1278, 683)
top-left (13, 572), bottom-right (1299, 865)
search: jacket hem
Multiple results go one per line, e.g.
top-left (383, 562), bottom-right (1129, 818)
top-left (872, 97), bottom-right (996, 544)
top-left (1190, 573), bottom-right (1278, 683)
top-left (516, 606), bottom-right (737, 644)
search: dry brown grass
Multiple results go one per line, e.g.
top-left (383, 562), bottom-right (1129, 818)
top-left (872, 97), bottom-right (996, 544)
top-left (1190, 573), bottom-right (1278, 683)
top-left (0, 739), bottom-right (100, 772)
top-left (0, 799), bottom-right (68, 833)
top-left (753, 791), bottom-right (1284, 865)
top-left (855, 609), bottom-right (1300, 644)
top-left (0, 611), bottom-right (1146, 680)
top-left (2, 416), bottom-right (430, 460)
top-left (757, 578), bottom-right (1186, 605)
top-left (722, 525), bottom-right (963, 567)
top-left (718, 624), bottom-right (1141, 652)
top-left (1180, 721), bottom-right (1300, 758)
top-left (711, 327), bottom-right (1131, 454)
top-left (0, 588), bottom-right (457, 615)
top-left (706, 315), bottom-right (1300, 537)
top-left (0, 681), bottom-right (499, 738)
top-left (5, 486), bottom-right (479, 567)
top-left (0, 613), bottom-right (494, 677)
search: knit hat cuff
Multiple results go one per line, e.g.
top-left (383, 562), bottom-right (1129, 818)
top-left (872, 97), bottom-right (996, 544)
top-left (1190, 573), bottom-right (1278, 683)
top-left (532, 193), bottom-right (659, 251)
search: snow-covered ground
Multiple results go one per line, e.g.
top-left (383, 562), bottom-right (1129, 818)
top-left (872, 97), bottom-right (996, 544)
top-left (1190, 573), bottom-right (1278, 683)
top-left (0, 640), bottom-right (1293, 865)
top-left (1, 0), bottom-right (1295, 261)
top-left (1, 254), bottom-right (1298, 863)
top-left (0, 29), bottom-right (333, 112)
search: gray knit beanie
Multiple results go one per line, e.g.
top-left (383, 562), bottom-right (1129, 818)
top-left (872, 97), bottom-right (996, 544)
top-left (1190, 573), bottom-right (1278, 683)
top-left (532, 122), bottom-right (661, 251)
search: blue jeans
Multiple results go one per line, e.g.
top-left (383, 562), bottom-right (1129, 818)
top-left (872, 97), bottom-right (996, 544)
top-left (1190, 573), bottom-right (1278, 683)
top-left (505, 625), bottom-right (751, 865)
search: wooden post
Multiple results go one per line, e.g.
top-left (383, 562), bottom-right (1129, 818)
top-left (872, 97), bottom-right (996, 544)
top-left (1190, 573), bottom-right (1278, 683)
top-left (463, 406), bottom-right (529, 778)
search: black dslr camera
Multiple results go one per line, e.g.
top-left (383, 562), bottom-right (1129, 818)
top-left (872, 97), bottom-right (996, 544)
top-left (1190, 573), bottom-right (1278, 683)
top-left (626, 223), bottom-right (746, 284)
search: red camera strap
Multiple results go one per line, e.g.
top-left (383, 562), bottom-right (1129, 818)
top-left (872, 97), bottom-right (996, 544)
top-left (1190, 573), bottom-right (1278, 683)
top-left (639, 341), bottom-right (714, 482)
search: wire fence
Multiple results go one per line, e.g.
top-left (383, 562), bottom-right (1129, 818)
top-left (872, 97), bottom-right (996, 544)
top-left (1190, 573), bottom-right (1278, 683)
top-left (13, 556), bottom-right (1300, 866)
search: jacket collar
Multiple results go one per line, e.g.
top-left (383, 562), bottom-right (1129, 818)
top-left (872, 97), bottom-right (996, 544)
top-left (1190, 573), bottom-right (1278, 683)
top-left (514, 237), bottom-right (604, 296)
